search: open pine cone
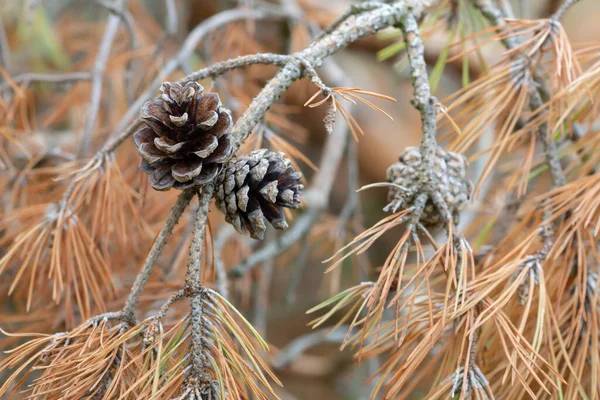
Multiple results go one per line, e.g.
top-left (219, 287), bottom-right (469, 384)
top-left (214, 149), bottom-right (303, 240)
top-left (385, 146), bottom-right (472, 226)
top-left (134, 82), bottom-right (233, 190)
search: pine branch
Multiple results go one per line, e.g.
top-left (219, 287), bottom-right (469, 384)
top-left (398, 11), bottom-right (438, 171)
top-left (120, 188), bottom-right (196, 325)
top-left (230, 1), bottom-right (412, 150)
top-left (185, 185), bottom-right (214, 378)
top-left (473, 0), bottom-right (569, 188)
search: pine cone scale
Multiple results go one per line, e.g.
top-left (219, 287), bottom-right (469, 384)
top-left (150, 164), bottom-right (176, 191)
top-left (171, 159), bottom-right (203, 182)
top-left (202, 138), bottom-right (232, 164)
top-left (192, 135), bottom-right (219, 158)
top-left (154, 136), bottom-right (185, 154)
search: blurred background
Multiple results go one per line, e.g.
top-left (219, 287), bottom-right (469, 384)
top-left (1, 0), bottom-right (599, 399)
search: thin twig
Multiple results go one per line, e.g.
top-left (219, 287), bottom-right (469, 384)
top-left (0, 72), bottom-right (92, 93)
top-left (284, 234), bottom-right (310, 304)
top-left (100, 119), bottom-right (141, 154)
top-left (551, 0), bottom-right (582, 21)
top-left (272, 326), bottom-right (352, 368)
top-left (156, 289), bottom-right (186, 321)
top-left (228, 209), bottom-right (318, 278)
top-left (213, 224), bottom-right (234, 298)
top-left (96, 0), bottom-right (139, 103)
top-left (0, 16), bottom-right (11, 73)
top-left (165, 0), bottom-right (179, 36)
top-left (121, 188), bottom-right (196, 325)
top-left (180, 53), bottom-right (292, 82)
top-left (80, 0), bottom-right (130, 157)
top-left (254, 231), bottom-right (275, 334)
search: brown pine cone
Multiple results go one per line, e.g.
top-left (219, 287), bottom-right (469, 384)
top-left (134, 82), bottom-right (233, 191)
top-left (384, 146), bottom-right (472, 226)
top-left (214, 149), bottom-right (303, 240)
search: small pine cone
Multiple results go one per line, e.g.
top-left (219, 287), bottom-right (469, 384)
top-left (214, 149), bottom-right (303, 240)
top-left (384, 146), bottom-right (472, 226)
top-left (134, 82), bottom-right (233, 191)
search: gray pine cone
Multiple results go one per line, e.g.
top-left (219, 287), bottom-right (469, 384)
top-left (214, 149), bottom-right (303, 239)
top-left (384, 146), bottom-right (472, 226)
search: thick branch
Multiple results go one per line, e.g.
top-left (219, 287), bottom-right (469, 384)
top-left (398, 12), bottom-right (438, 170)
top-left (230, 1), bottom-right (410, 149)
top-left (551, 0), bottom-right (582, 21)
top-left (185, 185), bottom-right (214, 377)
top-left (121, 188), bottom-right (195, 325)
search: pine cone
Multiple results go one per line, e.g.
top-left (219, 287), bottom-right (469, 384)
top-left (384, 146), bottom-right (472, 226)
top-left (214, 149), bottom-right (303, 240)
top-left (134, 82), bottom-right (233, 191)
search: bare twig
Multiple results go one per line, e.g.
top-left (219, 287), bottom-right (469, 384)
top-left (213, 225), bottom-right (234, 298)
top-left (284, 234), bottom-right (310, 304)
top-left (228, 209), bottom-right (318, 278)
top-left (100, 119), bottom-right (141, 154)
top-left (0, 16), bottom-right (10, 73)
top-left (272, 326), bottom-right (352, 368)
top-left (551, 0), bottom-right (583, 21)
top-left (0, 72), bottom-right (91, 93)
top-left (96, 0), bottom-right (139, 102)
top-left (254, 231), bottom-right (275, 334)
top-left (181, 53), bottom-right (292, 82)
top-left (165, 0), bottom-right (179, 36)
top-left (121, 188), bottom-right (196, 325)
top-left (156, 289), bottom-right (186, 321)
top-left (80, 0), bottom-right (130, 157)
